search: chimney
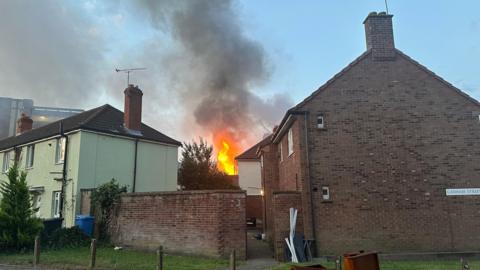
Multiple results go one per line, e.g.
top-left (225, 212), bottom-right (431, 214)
top-left (16, 113), bottom-right (33, 135)
top-left (363, 11), bottom-right (395, 60)
top-left (124, 84), bottom-right (143, 132)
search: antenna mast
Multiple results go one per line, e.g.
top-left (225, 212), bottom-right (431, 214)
top-left (384, 0), bottom-right (389, 14)
top-left (115, 67), bottom-right (146, 85)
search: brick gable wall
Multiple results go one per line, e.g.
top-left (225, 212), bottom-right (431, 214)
top-left (295, 52), bottom-right (480, 255)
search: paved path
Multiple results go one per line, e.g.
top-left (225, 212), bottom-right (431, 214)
top-left (229, 229), bottom-right (280, 270)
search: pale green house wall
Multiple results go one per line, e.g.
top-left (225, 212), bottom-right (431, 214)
top-left (0, 132), bottom-right (81, 227)
top-left (0, 129), bottom-right (178, 227)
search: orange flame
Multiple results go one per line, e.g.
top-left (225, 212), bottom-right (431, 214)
top-left (214, 132), bottom-right (240, 175)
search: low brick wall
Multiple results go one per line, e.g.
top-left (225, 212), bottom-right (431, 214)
top-left (110, 190), bottom-right (246, 259)
top-left (272, 191), bottom-right (303, 261)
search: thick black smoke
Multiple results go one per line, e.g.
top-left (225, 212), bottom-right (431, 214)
top-left (0, 0), bottom-right (292, 145)
top-left (133, 0), bottom-right (291, 145)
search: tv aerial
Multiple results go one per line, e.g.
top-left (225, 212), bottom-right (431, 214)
top-left (115, 67), bottom-right (146, 85)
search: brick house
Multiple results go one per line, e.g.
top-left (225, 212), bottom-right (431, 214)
top-left (258, 12), bottom-right (480, 259)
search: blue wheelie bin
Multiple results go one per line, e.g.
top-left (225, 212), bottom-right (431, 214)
top-left (75, 215), bottom-right (95, 237)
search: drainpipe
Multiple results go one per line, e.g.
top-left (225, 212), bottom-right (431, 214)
top-left (59, 121), bottom-right (69, 220)
top-left (303, 112), bottom-right (317, 252)
top-left (132, 139), bottom-right (139, 192)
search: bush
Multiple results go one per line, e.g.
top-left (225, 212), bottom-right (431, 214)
top-left (91, 179), bottom-right (127, 241)
top-left (0, 165), bottom-right (43, 251)
top-left (42, 226), bottom-right (90, 249)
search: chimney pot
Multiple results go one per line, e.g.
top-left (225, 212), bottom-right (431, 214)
top-left (124, 84), bottom-right (143, 132)
top-left (16, 113), bottom-right (33, 135)
top-left (363, 12), bottom-right (395, 60)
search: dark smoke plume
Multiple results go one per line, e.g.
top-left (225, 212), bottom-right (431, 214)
top-left (131, 0), bottom-right (292, 146)
top-left (0, 0), bottom-right (292, 145)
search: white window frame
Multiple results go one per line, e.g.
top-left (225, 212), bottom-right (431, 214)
top-left (322, 186), bottom-right (330, 200)
top-left (317, 115), bottom-right (325, 129)
top-left (55, 137), bottom-right (66, 164)
top-left (53, 191), bottom-right (61, 218)
top-left (287, 128), bottom-right (294, 156)
top-left (26, 145), bottom-right (35, 168)
top-left (279, 142), bottom-right (283, 162)
top-left (2, 152), bottom-right (10, 173)
top-left (260, 155), bottom-right (264, 168)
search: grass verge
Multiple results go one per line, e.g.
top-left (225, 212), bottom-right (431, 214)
top-left (0, 246), bottom-right (229, 270)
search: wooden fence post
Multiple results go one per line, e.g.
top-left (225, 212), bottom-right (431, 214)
top-left (229, 249), bottom-right (236, 270)
top-left (335, 256), bottom-right (341, 270)
top-left (33, 235), bottom-right (40, 267)
top-left (157, 246), bottom-right (163, 270)
top-left (89, 239), bottom-right (97, 270)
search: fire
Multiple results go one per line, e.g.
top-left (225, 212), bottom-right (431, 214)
top-left (214, 131), bottom-right (241, 175)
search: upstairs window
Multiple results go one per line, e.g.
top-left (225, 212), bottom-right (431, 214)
top-left (26, 145), bottom-right (35, 168)
top-left (55, 137), bottom-right (66, 164)
top-left (317, 115), bottom-right (325, 129)
top-left (2, 152), bottom-right (10, 173)
top-left (322, 186), bottom-right (330, 200)
top-left (288, 128), bottom-right (294, 156)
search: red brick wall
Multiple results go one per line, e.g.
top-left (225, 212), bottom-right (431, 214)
top-left (278, 120), bottom-right (303, 191)
top-left (272, 191), bottom-right (303, 261)
top-left (297, 52), bottom-right (480, 255)
top-left (246, 195), bottom-right (263, 228)
top-left (109, 190), bottom-right (246, 259)
top-left (259, 143), bottom-right (279, 244)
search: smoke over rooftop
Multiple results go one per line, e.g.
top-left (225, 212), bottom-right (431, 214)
top-left (0, 0), bottom-right (292, 149)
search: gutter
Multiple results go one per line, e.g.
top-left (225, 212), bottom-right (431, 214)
top-left (272, 110), bottom-right (309, 143)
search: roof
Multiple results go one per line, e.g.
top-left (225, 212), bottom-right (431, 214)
top-left (271, 49), bottom-right (480, 142)
top-left (236, 135), bottom-right (272, 160)
top-left (0, 104), bottom-right (181, 151)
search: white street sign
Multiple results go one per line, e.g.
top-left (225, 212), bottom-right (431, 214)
top-left (446, 188), bottom-right (480, 196)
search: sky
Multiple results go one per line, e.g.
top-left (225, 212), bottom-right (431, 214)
top-left (0, 0), bottom-right (478, 148)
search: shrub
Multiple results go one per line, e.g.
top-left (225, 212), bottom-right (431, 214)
top-left (0, 165), bottom-right (43, 251)
top-left (91, 179), bottom-right (127, 241)
top-left (42, 226), bottom-right (90, 249)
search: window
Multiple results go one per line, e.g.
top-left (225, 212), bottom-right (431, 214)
top-left (2, 152), bottom-right (10, 173)
top-left (33, 194), bottom-right (42, 218)
top-left (287, 128), bottom-right (294, 156)
top-left (26, 145), bottom-right (35, 168)
top-left (53, 191), bottom-right (61, 218)
top-left (279, 142), bottom-right (283, 162)
top-left (317, 115), bottom-right (325, 129)
top-left (55, 137), bottom-right (66, 163)
top-left (322, 186), bottom-right (330, 200)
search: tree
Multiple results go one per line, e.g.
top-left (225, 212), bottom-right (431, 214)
top-left (0, 164), bottom-right (43, 250)
top-left (90, 179), bottom-right (127, 240)
top-left (178, 138), bottom-right (238, 190)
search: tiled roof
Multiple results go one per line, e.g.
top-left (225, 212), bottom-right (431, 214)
top-left (0, 104), bottom-right (181, 151)
top-left (236, 135), bottom-right (272, 160)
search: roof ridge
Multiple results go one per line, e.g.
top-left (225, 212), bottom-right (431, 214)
top-left (271, 50), bottom-right (373, 141)
top-left (78, 104), bottom-right (113, 127)
top-left (395, 49), bottom-right (480, 107)
top-left (291, 50), bottom-right (372, 111)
